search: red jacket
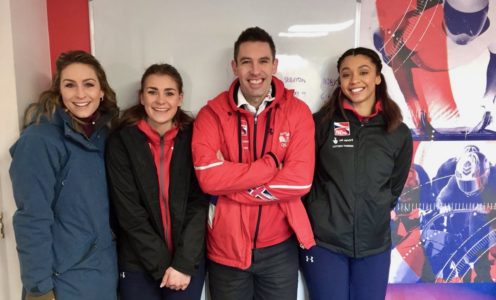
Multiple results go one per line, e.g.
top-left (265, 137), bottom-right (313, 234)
top-left (192, 77), bottom-right (315, 269)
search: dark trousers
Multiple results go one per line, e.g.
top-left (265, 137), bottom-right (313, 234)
top-left (299, 246), bottom-right (391, 300)
top-left (208, 237), bottom-right (299, 300)
top-left (119, 259), bottom-right (205, 300)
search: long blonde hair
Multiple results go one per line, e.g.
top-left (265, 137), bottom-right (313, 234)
top-left (23, 50), bottom-right (118, 131)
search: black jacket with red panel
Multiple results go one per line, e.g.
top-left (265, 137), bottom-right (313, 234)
top-left (106, 123), bottom-right (208, 280)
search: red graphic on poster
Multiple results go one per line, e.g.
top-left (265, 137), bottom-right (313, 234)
top-left (372, 0), bottom-right (496, 138)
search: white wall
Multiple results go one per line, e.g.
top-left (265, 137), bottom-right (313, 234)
top-left (0, 0), bottom-right (51, 299)
top-left (0, 1), bottom-right (20, 299)
top-left (10, 0), bottom-right (52, 127)
top-left (91, 0), bottom-right (357, 114)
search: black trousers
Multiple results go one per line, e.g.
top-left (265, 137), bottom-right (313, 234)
top-left (208, 237), bottom-right (298, 300)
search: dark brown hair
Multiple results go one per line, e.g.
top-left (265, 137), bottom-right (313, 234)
top-left (23, 50), bottom-right (118, 130)
top-left (319, 47), bottom-right (403, 132)
top-left (117, 63), bottom-right (192, 130)
top-left (234, 27), bottom-right (276, 61)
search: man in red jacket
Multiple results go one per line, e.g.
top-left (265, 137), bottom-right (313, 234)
top-left (192, 27), bottom-right (316, 300)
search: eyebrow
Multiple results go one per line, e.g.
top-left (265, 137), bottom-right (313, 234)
top-left (340, 65), bottom-right (372, 71)
top-left (238, 56), bottom-right (252, 61)
top-left (238, 56), bottom-right (271, 61)
top-left (62, 78), bottom-right (97, 82)
top-left (145, 87), bottom-right (177, 92)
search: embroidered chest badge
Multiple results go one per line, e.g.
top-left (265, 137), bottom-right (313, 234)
top-left (241, 120), bottom-right (248, 136)
top-left (240, 120), bottom-right (249, 150)
top-left (279, 132), bottom-right (290, 148)
top-left (334, 122), bottom-right (350, 136)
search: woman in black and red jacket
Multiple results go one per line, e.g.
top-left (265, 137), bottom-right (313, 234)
top-left (300, 47), bottom-right (413, 300)
top-left (106, 64), bottom-right (208, 300)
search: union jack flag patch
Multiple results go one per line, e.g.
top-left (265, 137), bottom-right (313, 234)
top-left (334, 122), bottom-right (350, 136)
top-left (248, 186), bottom-right (278, 201)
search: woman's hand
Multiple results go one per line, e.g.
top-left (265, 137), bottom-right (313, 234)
top-left (160, 267), bottom-right (191, 291)
top-left (26, 290), bottom-right (55, 300)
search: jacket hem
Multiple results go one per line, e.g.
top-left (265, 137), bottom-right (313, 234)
top-left (207, 254), bottom-right (250, 270)
top-left (315, 239), bottom-right (391, 258)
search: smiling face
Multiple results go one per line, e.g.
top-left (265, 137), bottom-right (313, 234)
top-left (60, 63), bottom-right (104, 118)
top-left (140, 74), bottom-right (183, 135)
top-left (339, 54), bottom-right (381, 113)
top-left (231, 41), bottom-right (278, 108)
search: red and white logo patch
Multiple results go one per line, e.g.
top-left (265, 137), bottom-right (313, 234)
top-left (279, 132), bottom-right (290, 148)
top-left (241, 121), bottom-right (248, 136)
top-left (334, 122), bottom-right (350, 136)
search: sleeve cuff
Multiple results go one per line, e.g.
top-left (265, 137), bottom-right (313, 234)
top-left (171, 252), bottom-right (200, 276)
top-left (266, 152), bottom-right (280, 169)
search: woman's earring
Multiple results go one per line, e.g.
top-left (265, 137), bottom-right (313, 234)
top-left (100, 96), bottom-right (104, 102)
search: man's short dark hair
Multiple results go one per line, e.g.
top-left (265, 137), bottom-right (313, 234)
top-left (234, 27), bottom-right (276, 61)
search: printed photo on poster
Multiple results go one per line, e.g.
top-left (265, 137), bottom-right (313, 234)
top-left (360, 0), bottom-right (496, 140)
top-left (390, 141), bottom-right (496, 284)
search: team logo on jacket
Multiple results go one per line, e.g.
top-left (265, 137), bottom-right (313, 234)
top-left (279, 132), bottom-right (290, 148)
top-left (241, 122), bottom-right (248, 136)
top-left (334, 122), bottom-right (350, 136)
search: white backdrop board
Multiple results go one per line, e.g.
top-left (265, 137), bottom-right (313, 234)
top-left (91, 1), bottom-right (357, 299)
top-left (91, 0), bottom-right (357, 114)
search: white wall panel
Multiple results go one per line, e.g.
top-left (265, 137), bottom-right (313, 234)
top-left (1, 0), bottom-right (51, 299)
top-left (91, 0), bottom-right (357, 114)
top-left (91, 1), bottom-right (357, 299)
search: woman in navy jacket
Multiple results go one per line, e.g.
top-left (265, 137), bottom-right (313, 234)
top-left (106, 64), bottom-right (208, 300)
top-left (10, 51), bottom-right (119, 300)
top-left (300, 47), bottom-right (413, 300)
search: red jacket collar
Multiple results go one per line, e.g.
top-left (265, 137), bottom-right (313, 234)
top-left (136, 119), bottom-right (179, 145)
top-left (342, 99), bottom-right (382, 122)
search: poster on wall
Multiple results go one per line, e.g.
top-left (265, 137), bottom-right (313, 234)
top-left (360, 0), bottom-right (496, 299)
top-left (392, 141), bottom-right (496, 283)
top-left (360, 0), bottom-right (496, 141)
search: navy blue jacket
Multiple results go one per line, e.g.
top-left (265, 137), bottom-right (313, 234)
top-left (10, 108), bottom-right (118, 299)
